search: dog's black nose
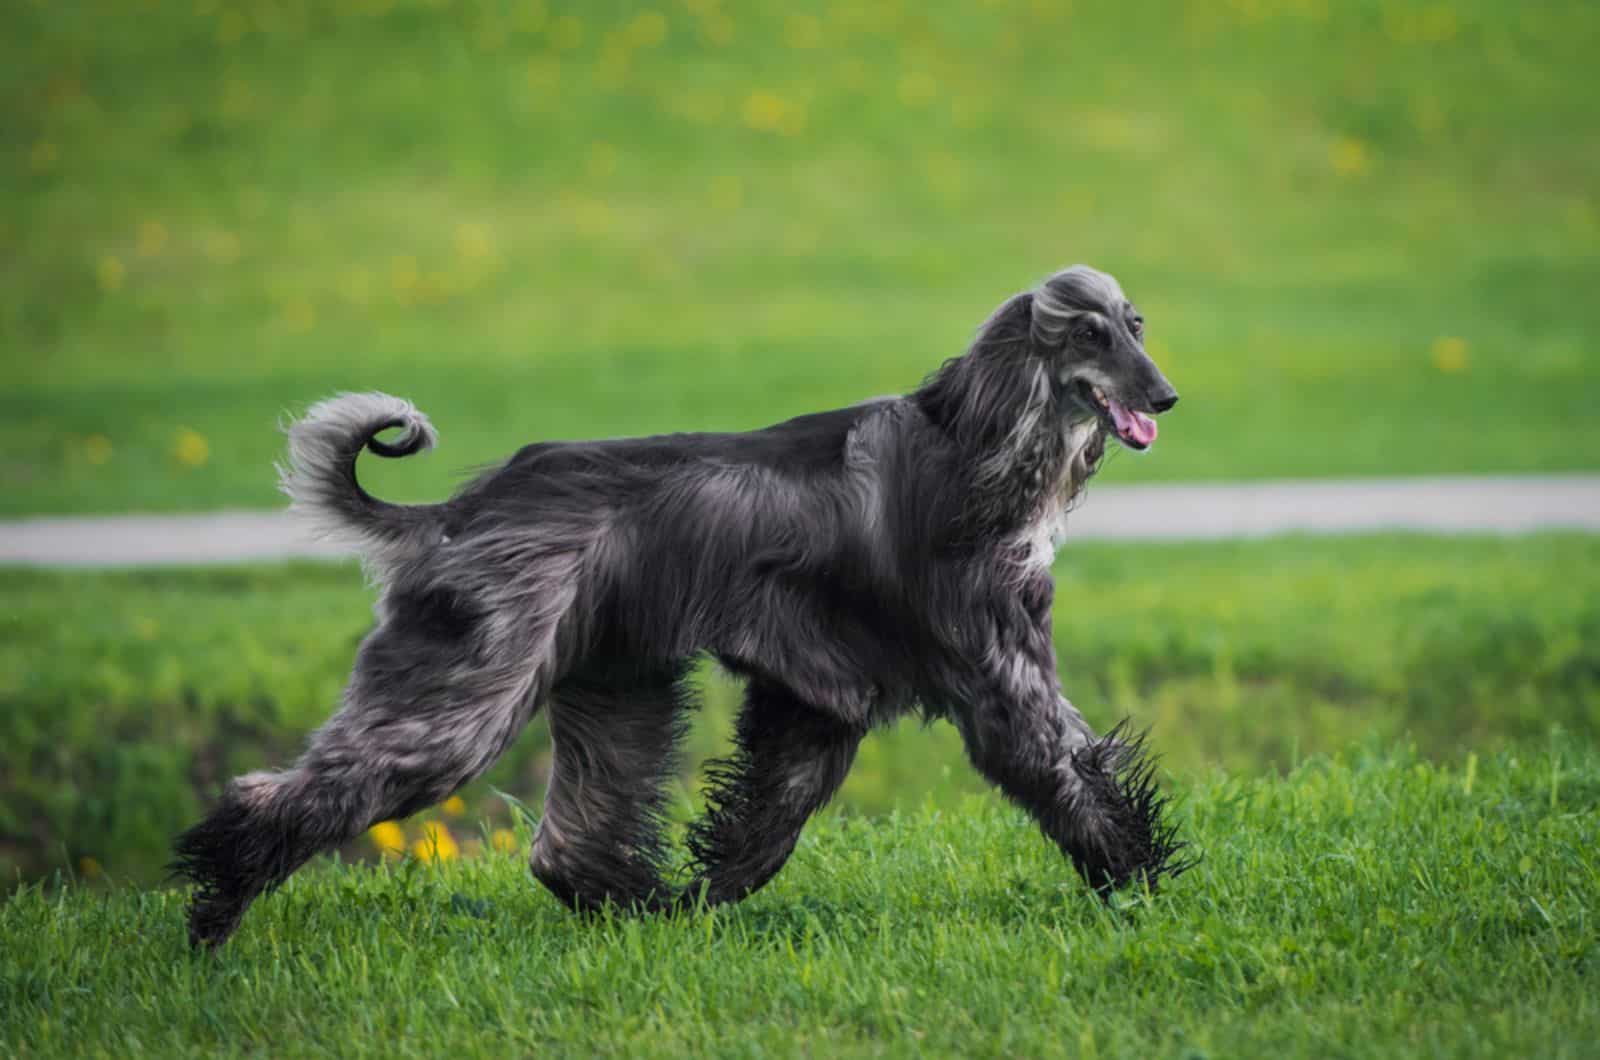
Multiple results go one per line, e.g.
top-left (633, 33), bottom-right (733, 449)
top-left (1149, 389), bottom-right (1179, 413)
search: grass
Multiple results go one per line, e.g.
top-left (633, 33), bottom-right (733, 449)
top-left (5, 0), bottom-right (1599, 514)
top-left (3, 746), bottom-right (1597, 1057)
top-left (5, 534), bottom-right (1596, 883)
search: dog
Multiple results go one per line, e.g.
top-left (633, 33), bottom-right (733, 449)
top-left (174, 264), bottom-right (1189, 948)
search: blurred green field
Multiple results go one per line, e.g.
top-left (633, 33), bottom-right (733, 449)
top-left (5, 0), bottom-right (1598, 514)
top-left (5, 534), bottom-right (1596, 883)
top-left (5, 748), bottom-right (1597, 1057)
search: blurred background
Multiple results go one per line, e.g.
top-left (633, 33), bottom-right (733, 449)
top-left (3, 0), bottom-right (1596, 881)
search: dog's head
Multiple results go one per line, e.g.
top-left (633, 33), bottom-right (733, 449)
top-left (1029, 265), bottom-right (1178, 451)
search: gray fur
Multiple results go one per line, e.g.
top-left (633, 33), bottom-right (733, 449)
top-left (173, 265), bottom-right (1190, 948)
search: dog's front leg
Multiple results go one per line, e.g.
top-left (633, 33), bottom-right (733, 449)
top-left (950, 661), bottom-right (1188, 895)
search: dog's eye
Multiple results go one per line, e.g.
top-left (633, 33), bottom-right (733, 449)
top-left (1130, 317), bottom-right (1145, 338)
top-left (1075, 318), bottom-right (1106, 346)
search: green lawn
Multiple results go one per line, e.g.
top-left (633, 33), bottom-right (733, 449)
top-left (5, 0), bottom-right (1598, 515)
top-left (5, 534), bottom-right (1596, 883)
top-left (4, 748), bottom-right (1597, 1057)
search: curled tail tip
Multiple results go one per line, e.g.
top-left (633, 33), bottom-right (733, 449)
top-left (287, 391), bottom-right (438, 455)
top-left (276, 392), bottom-right (438, 533)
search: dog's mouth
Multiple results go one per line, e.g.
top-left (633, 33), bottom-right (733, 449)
top-left (1076, 382), bottom-right (1159, 451)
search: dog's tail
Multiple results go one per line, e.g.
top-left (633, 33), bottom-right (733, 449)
top-left (278, 392), bottom-right (442, 560)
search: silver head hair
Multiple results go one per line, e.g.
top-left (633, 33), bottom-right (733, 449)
top-left (1029, 265), bottom-right (1128, 348)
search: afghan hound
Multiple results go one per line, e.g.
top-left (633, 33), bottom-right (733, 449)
top-left (174, 264), bottom-right (1189, 948)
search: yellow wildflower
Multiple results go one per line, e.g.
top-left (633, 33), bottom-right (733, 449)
top-left (78, 856), bottom-right (103, 879)
top-left (173, 428), bottom-right (210, 468)
top-left (1431, 336), bottom-right (1468, 374)
top-left (84, 434), bottom-right (113, 465)
top-left (742, 91), bottom-right (790, 132)
top-left (97, 255), bottom-right (125, 293)
top-left (412, 821), bottom-right (459, 863)
top-left (490, 828), bottom-right (520, 854)
top-left (1329, 137), bottom-right (1370, 177)
top-left (442, 795), bottom-right (467, 817)
top-left (369, 820), bottom-right (406, 856)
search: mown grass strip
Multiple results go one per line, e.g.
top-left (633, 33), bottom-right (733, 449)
top-left (3, 747), bottom-right (1596, 1057)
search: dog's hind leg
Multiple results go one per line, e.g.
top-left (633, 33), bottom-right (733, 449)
top-left (173, 582), bottom-right (573, 949)
top-left (683, 679), bottom-right (865, 907)
top-left (528, 661), bottom-right (694, 912)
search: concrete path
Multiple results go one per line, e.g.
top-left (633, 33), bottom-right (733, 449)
top-left (2, 474), bottom-right (1597, 568)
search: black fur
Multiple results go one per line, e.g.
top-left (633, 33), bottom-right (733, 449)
top-left (173, 265), bottom-right (1188, 947)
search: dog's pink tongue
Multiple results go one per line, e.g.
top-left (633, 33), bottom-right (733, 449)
top-left (1108, 398), bottom-right (1158, 448)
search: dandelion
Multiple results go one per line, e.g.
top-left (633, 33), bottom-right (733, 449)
top-left (1329, 136), bottom-right (1370, 177)
top-left (97, 255), bottom-right (126, 293)
top-left (84, 434), bottom-right (113, 465)
top-left (442, 795), bottom-right (467, 816)
top-left (1431, 336), bottom-right (1468, 374)
top-left (369, 820), bottom-right (406, 856)
top-left (29, 140), bottom-right (58, 172)
top-left (490, 828), bottom-right (519, 854)
top-left (412, 821), bottom-right (460, 863)
top-left (741, 91), bottom-right (801, 133)
top-left (78, 856), bottom-right (103, 880)
top-left (173, 428), bottom-right (210, 468)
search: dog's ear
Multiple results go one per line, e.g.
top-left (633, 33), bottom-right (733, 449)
top-left (972, 291), bottom-right (1037, 355)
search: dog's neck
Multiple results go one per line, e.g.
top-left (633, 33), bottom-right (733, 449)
top-left (914, 348), bottom-right (1108, 542)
